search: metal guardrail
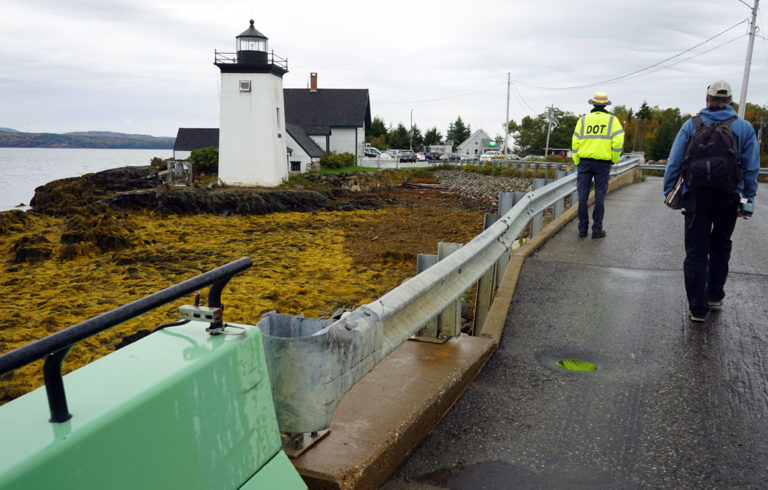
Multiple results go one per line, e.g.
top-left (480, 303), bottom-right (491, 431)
top-left (258, 156), bottom-right (642, 435)
top-left (0, 258), bottom-right (252, 423)
top-left (642, 163), bottom-right (768, 174)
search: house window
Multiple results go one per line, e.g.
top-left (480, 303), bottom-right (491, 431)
top-left (474, 141), bottom-right (478, 146)
top-left (290, 161), bottom-right (301, 172)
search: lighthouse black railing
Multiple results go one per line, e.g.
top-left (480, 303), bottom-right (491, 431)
top-left (0, 257), bottom-right (252, 423)
top-left (214, 50), bottom-right (288, 71)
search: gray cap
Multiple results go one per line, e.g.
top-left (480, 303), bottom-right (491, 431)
top-left (707, 80), bottom-right (732, 98)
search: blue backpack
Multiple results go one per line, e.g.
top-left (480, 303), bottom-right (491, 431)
top-left (682, 115), bottom-right (741, 196)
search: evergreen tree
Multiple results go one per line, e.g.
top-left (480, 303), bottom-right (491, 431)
top-left (424, 127), bottom-right (443, 146)
top-left (446, 116), bottom-right (471, 149)
top-left (387, 123), bottom-right (410, 149)
top-left (368, 117), bottom-right (387, 138)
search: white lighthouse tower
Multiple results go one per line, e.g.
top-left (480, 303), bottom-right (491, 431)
top-left (215, 20), bottom-right (289, 186)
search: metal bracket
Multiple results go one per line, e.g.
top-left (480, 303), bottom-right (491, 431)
top-left (281, 430), bottom-right (331, 458)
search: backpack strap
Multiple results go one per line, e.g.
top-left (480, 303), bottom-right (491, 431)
top-left (722, 116), bottom-right (738, 128)
top-left (691, 115), bottom-right (705, 130)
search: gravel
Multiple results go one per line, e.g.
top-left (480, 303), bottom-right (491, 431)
top-left (432, 170), bottom-right (532, 208)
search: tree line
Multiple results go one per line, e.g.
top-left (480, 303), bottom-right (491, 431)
top-left (507, 101), bottom-right (768, 163)
top-left (367, 102), bottom-right (768, 163)
top-left (0, 131), bottom-right (175, 149)
top-left (365, 116), bottom-right (472, 152)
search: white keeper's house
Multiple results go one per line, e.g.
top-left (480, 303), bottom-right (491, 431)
top-left (174, 20), bottom-right (371, 187)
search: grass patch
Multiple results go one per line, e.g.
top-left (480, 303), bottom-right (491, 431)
top-left (321, 166), bottom-right (378, 175)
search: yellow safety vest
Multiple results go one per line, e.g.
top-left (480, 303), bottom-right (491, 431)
top-left (571, 111), bottom-right (625, 165)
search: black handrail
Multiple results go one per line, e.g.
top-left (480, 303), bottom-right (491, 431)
top-left (0, 257), bottom-right (252, 422)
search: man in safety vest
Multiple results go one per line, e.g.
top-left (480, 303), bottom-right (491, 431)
top-left (571, 92), bottom-right (625, 238)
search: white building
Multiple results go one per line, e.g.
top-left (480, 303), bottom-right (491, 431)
top-left (457, 129), bottom-right (493, 158)
top-left (283, 73), bottom-right (370, 172)
top-left (176, 30), bottom-right (371, 182)
top-left (214, 20), bottom-right (289, 187)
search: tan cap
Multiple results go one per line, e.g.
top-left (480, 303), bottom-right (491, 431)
top-left (707, 80), bottom-right (732, 98)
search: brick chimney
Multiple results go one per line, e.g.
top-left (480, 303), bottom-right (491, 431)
top-left (310, 72), bottom-right (318, 92)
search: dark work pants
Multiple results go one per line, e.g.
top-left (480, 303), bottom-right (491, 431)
top-left (682, 193), bottom-right (739, 317)
top-left (576, 159), bottom-right (611, 234)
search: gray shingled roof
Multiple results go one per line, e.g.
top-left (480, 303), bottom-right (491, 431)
top-left (286, 123), bottom-right (324, 158)
top-left (284, 89), bottom-right (370, 134)
top-left (174, 128), bottom-right (219, 151)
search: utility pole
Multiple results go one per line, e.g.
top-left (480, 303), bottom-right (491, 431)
top-left (504, 73), bottom-right (510, 157)
top-left (738, 0), bottom-right (759, 118)
top-left (409, 108), bottom-right (414, 150)
top-left (544, 105), bottom-right (554, 157)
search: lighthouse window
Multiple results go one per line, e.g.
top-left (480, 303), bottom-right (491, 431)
top-left (239, 80), bottom-right (251, 92)
top-left (239, 38), bottom-right (266, 52)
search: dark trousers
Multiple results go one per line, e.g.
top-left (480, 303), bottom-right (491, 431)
top-left (682, 193), bottom-right (739, 316)
top-left (576, 159), bottom-right (611, 234)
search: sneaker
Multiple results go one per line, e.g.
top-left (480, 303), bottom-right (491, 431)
top-left (688, 310), bottom-right (706, 322)
top-left (578, 231), bottom-right (588, 238)
top-left (592, 230), bottom-right (606, 239)
top-left (708, 298), bottom-right (724, 307)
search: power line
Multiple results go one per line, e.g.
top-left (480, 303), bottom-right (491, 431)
top-left (509, 19), bottom-right (748, 91)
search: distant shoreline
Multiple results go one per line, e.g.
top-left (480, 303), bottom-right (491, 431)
top-left (0, 130), bottom-right (174, 149)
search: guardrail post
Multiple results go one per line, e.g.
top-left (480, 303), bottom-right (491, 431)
top-left (473, 213), bottom-right (499, 335)
top-left (413, 254), bottom-right (439, 339)
top-left (496, 192), bottom-right (524, 284)
top-left (554, 170), bottom-right (569, 218)
top-left (436, 242), bottom-right (463, 339)
top-left (531, 179), bottom-right (547, 236)
top-left (410, 243), bottom-right (463, 343)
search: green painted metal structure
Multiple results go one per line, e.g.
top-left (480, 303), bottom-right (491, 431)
top-left (0, 321), bottom-right (306, 489)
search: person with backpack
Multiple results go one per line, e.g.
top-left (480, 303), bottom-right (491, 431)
top-left (571, 92), bottom-right (625, 238)
top-left (663, 80), bottom-right (760, 322)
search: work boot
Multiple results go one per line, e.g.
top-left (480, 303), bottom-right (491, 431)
top-left (592, 230), bottom-right (606, 239)
top-left (688, 310), bottom-right (707, 322)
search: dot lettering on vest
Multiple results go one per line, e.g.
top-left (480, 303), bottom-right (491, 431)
top-left (585, 124), bottom-right (607, 135)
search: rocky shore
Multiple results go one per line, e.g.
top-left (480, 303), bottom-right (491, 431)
top-left (1, 165), bottom-right (536, 404)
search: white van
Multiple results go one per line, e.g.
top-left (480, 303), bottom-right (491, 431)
top-left (479, 150), bottom-right (503, 162)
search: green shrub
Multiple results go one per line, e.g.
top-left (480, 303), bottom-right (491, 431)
top-left (544, 155), bottom-right (568, 163)
top-left (320, 152), bottom-right (355, 169)
top-left (150, 157), bottom-right (166, 169)
top-left (190, 147), bottom-right (219, 174)
top-left (410, 168), bottom-right (434, 179)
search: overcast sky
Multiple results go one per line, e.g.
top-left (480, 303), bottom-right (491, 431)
top-left (2, 0), bottom-right (767, 139)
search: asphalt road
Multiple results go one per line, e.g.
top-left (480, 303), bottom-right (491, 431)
top-left (383, 177), bottom-right (768, 489)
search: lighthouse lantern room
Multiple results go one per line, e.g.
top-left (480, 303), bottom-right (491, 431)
top-left (215, 20), bottom-right (289, 187)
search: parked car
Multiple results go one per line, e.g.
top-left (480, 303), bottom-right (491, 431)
top-left (379, 151), bottom-right (394, 160)
top-left (479, 150), bottom-right (503, 162)
top-left (364, 147), bottom-right (382, 158)
top-left (425, 151), bottom-right (440, 161)
top-left (416, 152), bottom-right (426, 161)
top-left (399, 150), bottom-right (416, 162)
top-left (522, 155), bottom-right (544, 161)
top-left (440, 153), bottom-right (460, 162)
top-left (385, 150), bottom-right (399, 159)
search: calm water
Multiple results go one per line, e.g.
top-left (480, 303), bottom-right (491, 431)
top-left (0, 148), bottom-right (172, 211)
